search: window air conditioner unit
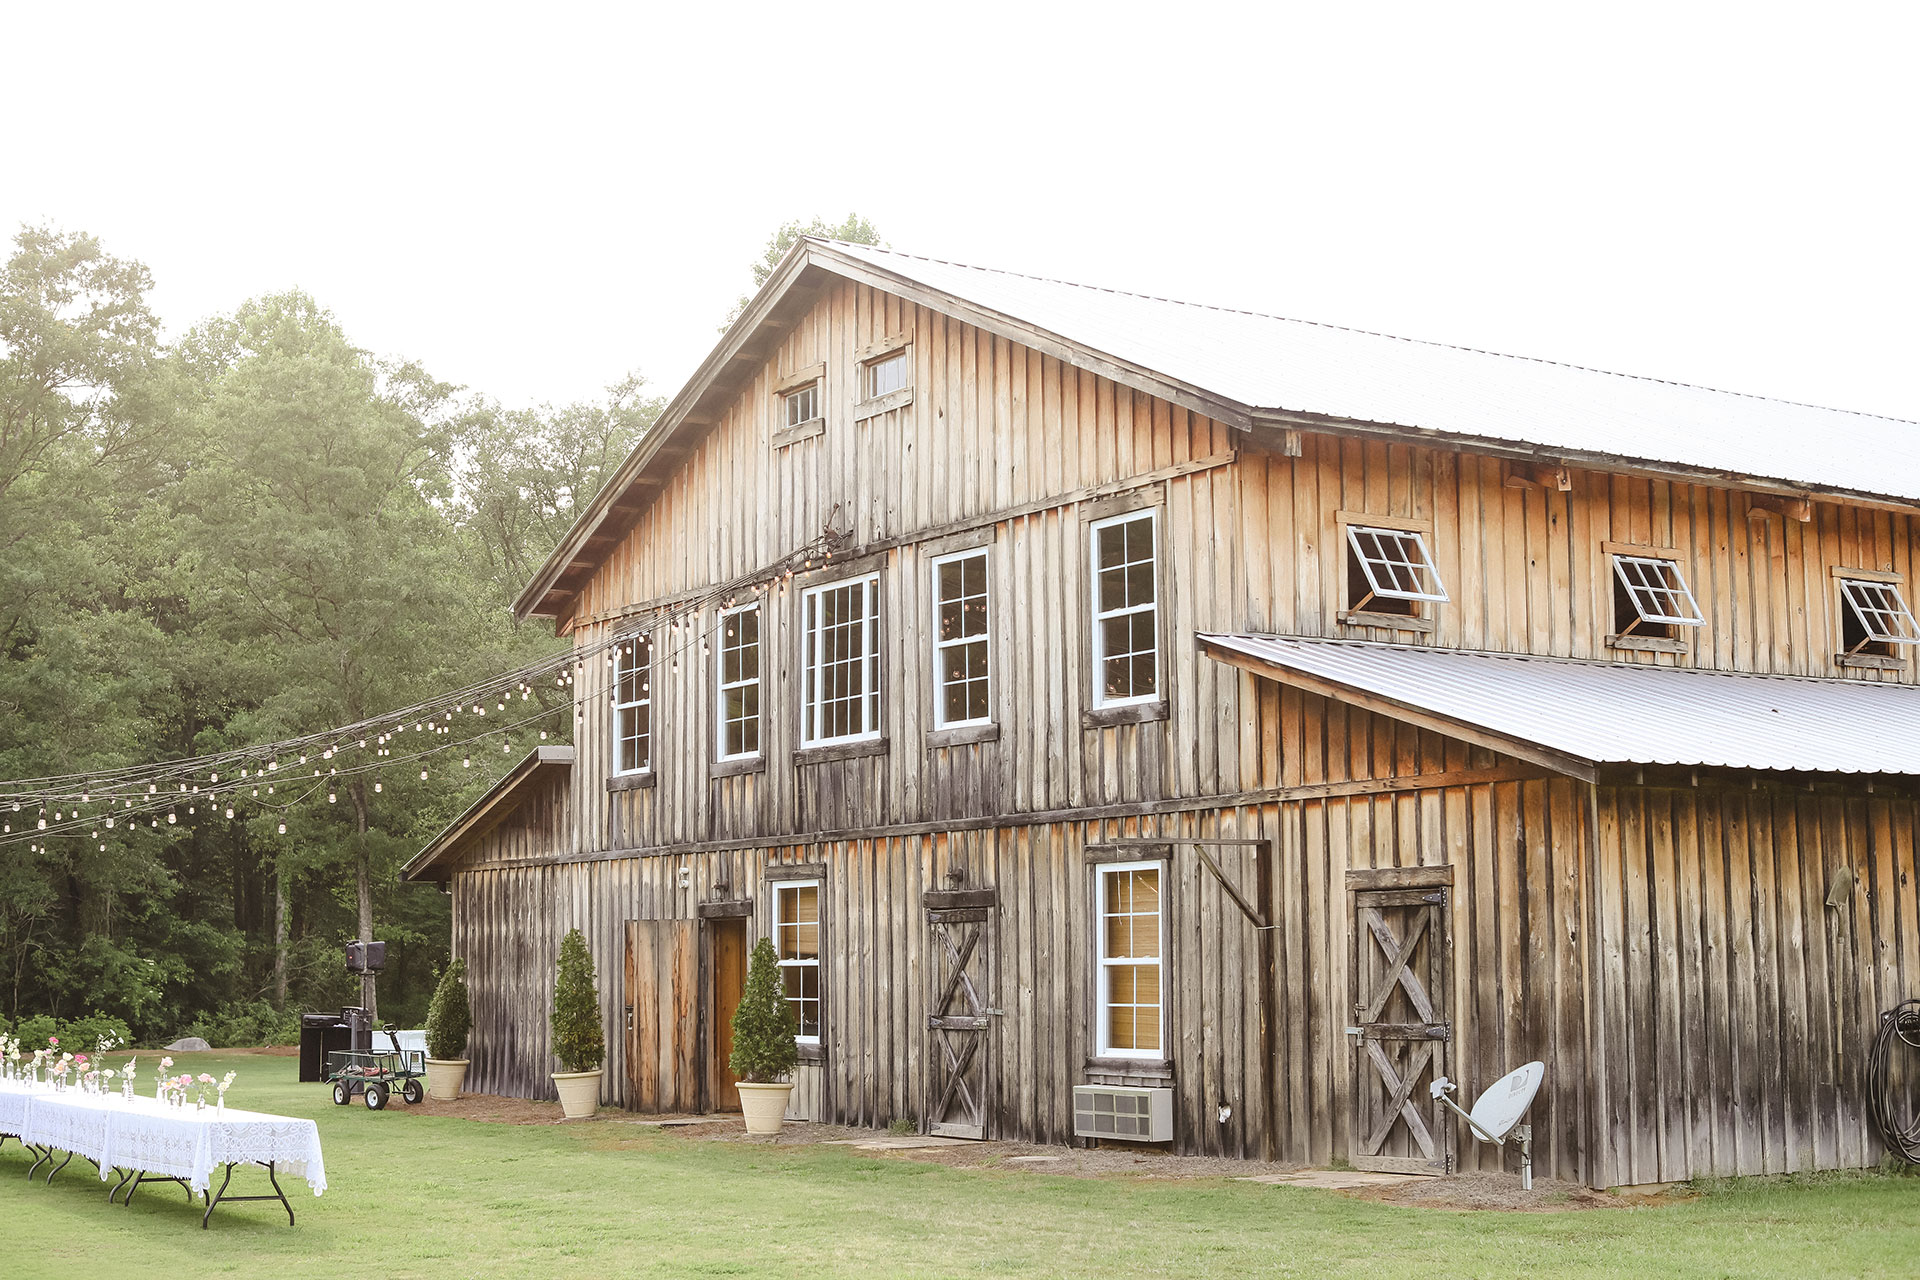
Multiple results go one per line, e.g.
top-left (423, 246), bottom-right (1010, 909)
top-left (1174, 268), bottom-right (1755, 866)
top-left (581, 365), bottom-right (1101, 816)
top-left (1073, 1085), bottom-right (1173, 1142)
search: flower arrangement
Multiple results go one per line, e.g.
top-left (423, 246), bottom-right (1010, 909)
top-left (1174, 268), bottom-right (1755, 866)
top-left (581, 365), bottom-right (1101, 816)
top-left (121, 1056), bottom-right (137, 1100)
top-left (216, 1070), bottom-right (236, 1112)
top-left (153, 1055), bottom-right (175, 1101)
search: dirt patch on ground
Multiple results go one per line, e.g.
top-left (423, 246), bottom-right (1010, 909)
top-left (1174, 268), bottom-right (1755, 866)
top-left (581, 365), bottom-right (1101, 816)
top-left (1343, 1170), bottom-right (1640, 1212)
top-left (382, 1093), bottom-right (585, 1124)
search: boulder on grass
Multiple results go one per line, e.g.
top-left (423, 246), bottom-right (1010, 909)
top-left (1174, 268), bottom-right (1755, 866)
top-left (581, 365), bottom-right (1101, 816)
top-left (164, 1037), bottom-right (212, 1052)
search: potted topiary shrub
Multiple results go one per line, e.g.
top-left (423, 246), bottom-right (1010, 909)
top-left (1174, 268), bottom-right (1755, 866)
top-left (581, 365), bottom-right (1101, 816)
top-left (550, 928), bottom-right (604, 1119)
top-left (729, 936), bottom-right (799, 1135)
top-left (423, 958), bottom-right (472, 1101)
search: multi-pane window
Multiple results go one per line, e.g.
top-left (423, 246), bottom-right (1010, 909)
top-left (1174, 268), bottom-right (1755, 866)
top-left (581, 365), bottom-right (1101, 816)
top-left (801, 574), bottom-right (881, 745)
top-left (1611, 554), bottom-right (1704, 640)
top-left (1090, 511), bottom-right (1158, 707)
top-left (1345, 525), bottom-right (1449, 617)
top-left (783, 381), bottom-right (819, 428)
top-left (774, 880), bottom-right (821, 1043)
top-left (718, 604), bottom-right (761, 759)
top-left (933, 550), bottom-right (990, 727)
top-left (1097, 863), bottom-right (1162, 1058)
top-left (613, 634), bottom-right (651, 775)
top-left (1839, 578), bottom-right (1920, 658)
top-left (864, 351), bottom-right (910, 399)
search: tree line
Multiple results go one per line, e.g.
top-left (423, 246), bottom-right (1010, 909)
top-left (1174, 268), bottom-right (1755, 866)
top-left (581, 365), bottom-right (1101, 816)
top-left (0, 215), bottom-right (880, 1046)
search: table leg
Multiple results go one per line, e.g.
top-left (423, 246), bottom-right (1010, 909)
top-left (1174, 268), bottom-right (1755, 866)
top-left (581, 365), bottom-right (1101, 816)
top-left (109, 1166), bottom-right (135, 1203)
top-left (44, 1149), bottom-right (72, 1184)
top-left (26, 1144), bottom-right (49, 1180)
top-left (201, 1161), bottom-right (295, 1229)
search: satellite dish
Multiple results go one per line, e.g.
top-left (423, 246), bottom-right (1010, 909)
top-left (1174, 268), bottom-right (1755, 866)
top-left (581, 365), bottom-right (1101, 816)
top-left (1430, 1060), bottom-right (1546, 1188)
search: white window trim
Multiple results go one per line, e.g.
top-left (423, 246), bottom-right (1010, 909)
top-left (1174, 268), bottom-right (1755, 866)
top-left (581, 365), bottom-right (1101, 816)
top-left (1611, 553), bottom-right (1706, 628)
top-left (716, 603), bottom-right (762, 760)
top-left (773, 878), bottom-right (822, 1046)
top-left (931, 548), bottom-right (992, 729)
top-left (800, 572), bottom-right (882, 747)
top-left (612, 632), bottom-right (651, 777)
top-left (1089, 509), bottom-right (1160, 709)
top-left (782, 380), bottom-right (820, 429)
top-left (1095, 860), bottom-right (1163, 1060)
top-left (1839, 577), bottom-right (1920, 647)
top-left (1346, 524), bottom-right (1450, 605)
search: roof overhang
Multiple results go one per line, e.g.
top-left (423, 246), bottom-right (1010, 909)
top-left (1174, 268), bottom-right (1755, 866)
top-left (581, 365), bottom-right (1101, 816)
top-left (403, 745), bottom-right (574, 883)
top-left (1200, 633), bottom-right (1920, 784)
top-left (513, 238), bottom-right (1259, 625)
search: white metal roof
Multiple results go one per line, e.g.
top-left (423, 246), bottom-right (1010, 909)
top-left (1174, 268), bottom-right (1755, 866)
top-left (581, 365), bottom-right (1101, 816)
top-left (1200, 633), bottom-right (1920, 778)
top-left (825, 242), bottom-right (1920, 506)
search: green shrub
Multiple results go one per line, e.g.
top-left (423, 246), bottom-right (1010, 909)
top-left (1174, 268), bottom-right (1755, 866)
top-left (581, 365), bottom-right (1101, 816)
top-left (0, 1013), bottom-right (134, 1053)
top-left (728, 937), bottom-right (798, 1084)
top-left (551, 929), bottom-right (604, 1074)
top-left (425, 959), bottom-right (472, 1061)
top-left (182, 1000), bottom-right (300, 1048)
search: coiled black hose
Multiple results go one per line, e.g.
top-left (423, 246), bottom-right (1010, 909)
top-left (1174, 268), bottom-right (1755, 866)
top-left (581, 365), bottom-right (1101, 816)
top-left (1869, 1000), bottom-right (1920, 1163)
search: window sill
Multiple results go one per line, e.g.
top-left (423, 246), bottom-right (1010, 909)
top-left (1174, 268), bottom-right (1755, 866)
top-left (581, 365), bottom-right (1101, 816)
top-left (1082, 700), bottom-right (1169, 729)
top-left (796, 1041), bottom-right (824, 1064)
top-left (710, 756), bottom-right (766, 779)
top-left (1084, 1056), bottom-right (1174, 1080)
top-left (927, 722), bottom-right (999, 749)
top-left (1837, 652), bottom-right (1908, 671)
top-left (771, 416), bottom-right (825, 449)
top-left (1606, 634), bottom-right (1690, 655)
top-left (606, 771), bottom-right (656, 792)
top-left (1338, 610), bottom-right (1435, 634)
top-left (852, 387), bottom-right (913, 421)
top-left (795, 737), bottom-right (888, 765)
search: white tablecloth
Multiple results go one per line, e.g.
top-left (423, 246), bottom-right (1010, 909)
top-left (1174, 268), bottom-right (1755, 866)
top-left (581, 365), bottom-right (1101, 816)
top-left (0, 1081), bottom-right (326, 1196)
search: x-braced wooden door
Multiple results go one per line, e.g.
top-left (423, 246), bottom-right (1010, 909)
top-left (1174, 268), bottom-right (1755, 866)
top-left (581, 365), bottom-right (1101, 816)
top-left (1348, 874), bottom-right (1453, 1174)
top-left (923, 888), bottom-right (997, 1140)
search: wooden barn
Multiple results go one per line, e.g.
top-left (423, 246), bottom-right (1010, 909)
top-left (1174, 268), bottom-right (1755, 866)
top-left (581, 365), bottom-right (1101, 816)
top-left (405, 239), bottom-right (1920, 1188)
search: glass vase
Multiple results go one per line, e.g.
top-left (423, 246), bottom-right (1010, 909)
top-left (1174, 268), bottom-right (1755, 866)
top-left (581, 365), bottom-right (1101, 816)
top-left (122, 1076), bottom-right (134, 1102)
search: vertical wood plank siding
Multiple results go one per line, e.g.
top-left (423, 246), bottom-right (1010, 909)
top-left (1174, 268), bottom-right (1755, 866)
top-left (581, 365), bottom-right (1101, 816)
top-left (427, 274), bottom-right (1920, 1186)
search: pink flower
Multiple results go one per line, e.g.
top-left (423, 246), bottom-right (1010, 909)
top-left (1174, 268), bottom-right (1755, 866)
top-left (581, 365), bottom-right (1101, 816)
top-left (48, 1036), bottom-right (58, 1046)
top-left (197, 1073), bottom-right (213, 1084)
top-left (74, 1053), bottom-right (88, 1065)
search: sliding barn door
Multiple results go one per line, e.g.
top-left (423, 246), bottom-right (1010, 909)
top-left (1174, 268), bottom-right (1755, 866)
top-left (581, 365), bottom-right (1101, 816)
top-left (1349, 879), bottom-right (1453, 1174)
top-left (625, 919), bottom-right (701, 1114)
top-left (923, 889), bottom-right (996, 1140)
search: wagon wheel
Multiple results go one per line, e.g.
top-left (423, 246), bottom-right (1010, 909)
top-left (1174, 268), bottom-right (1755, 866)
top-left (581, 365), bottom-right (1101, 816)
top-left (364, 1081), bottom-right (389, 1111)
top-left (401, 1079), bottom-right (423, 1106)
top-left (332, 1081), bottom-right (351, 1106)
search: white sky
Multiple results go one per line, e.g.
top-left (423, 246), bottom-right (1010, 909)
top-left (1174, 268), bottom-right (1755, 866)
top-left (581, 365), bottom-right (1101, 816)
top-left (8, 3), bottom-right (1920, 422)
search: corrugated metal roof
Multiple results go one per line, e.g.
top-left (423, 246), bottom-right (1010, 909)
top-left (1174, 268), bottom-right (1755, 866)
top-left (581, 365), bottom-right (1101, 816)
top-left (825, 242), bottom-right (1920, 506)
top-left (1200, 633), bottom-right (1920, 777)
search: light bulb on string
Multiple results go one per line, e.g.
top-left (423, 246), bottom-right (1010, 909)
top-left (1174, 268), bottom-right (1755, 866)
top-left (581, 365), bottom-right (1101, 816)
top-left (420, 769), bottom-right (428, 780)
top-left (328, 793), bottom-right (336, 804)
top-left (277, 823), bottom-right (286, 835)
top-left (374, 783), bottom-right (381, 793)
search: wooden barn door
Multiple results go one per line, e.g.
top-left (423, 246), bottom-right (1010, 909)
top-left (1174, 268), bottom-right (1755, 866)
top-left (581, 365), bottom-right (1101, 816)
top-left (923, 888), bottom-right (997, 1140)
top-left (1347, 871), bottom-right (1453, 1174)
top-left (709, 917), bottom-right (748, 1111)
top-left (625, 920), bottom-right (701, 1114)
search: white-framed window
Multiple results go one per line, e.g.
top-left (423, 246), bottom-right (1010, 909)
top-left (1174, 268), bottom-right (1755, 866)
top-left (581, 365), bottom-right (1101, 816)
top-left (932, 549), bottom-right (990, 727)
top-left (1090, 510), bottom-right (1159, 707)
top-left (801, 573), bottom-right (881, 746)
top-left (1096, 861), bottom-right (1162, 1058)
top-left (1346, 525), bottom-right (1449, 615)
top-left (613, 633), bottom-right (651, 776)
top-left (864, 350), bottom-right (910, 400)
top-left (717, 603), bottom-right (761, 759)
top-left (773, 880), bottom-right (821, 1043)
top-left (1611, 554), bottom-right (1705, 638)
top-left (1839, 577), bottom-right (1920, 656)
top-left (783, 380), bottom-right (819, 428)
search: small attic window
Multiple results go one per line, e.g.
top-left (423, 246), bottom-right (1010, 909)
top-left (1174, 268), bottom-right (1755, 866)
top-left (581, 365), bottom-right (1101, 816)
top-left (1611, 554), bottom-right (1704, 641)
top-left (1839, 577), bottom-right (1920, 659)
top-left (865, 350), bottom-right (910, 400)
top-left (783, 381), bottom-right (819, 428)
top-left (1344, 525), bottom-right (1448, 618)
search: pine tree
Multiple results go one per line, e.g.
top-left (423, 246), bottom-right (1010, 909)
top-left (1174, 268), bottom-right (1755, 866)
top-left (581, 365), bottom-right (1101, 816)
top-left (551, 929), bottom-right (604, 1073)
top-left (424, 959), bottom-right (471, 1061)
top-left (729, 937), bottom-right (799, 1084)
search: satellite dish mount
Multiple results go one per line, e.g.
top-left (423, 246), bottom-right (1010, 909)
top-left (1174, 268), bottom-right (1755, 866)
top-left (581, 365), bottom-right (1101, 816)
top-left (1429, 1060), bottom-right (1545, 1190)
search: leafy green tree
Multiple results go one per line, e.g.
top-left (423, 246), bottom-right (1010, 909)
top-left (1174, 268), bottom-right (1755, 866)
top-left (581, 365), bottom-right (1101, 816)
top-left (723, 213), bottom-right (883, 329)
top-left (551, 928), bottom-right (603, 1073)
top-left (729, 937), bottom-right (798, 1083)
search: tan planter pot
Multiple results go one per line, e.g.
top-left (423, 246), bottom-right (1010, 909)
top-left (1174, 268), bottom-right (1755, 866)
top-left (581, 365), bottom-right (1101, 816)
top-left (552, 1069), bottom-right (603, 1119)
top-left (736, 1081), bottom-right (795, 1136)
top-left (424, 1058), bottom-right (468, 1101)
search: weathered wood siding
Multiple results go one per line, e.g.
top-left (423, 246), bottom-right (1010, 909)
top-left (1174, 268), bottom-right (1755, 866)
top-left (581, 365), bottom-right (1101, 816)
top-left (1589, 782), bottom-right (1920, 1187)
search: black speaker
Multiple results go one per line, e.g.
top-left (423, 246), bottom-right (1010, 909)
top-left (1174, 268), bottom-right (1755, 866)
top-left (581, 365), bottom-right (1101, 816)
top-left (345, 939), bottom-right (387, 973)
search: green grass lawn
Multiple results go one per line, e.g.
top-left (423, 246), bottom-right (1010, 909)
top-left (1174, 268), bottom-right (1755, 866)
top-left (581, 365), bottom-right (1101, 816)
top-left (4, 1050), bottom-right (1917, 1278)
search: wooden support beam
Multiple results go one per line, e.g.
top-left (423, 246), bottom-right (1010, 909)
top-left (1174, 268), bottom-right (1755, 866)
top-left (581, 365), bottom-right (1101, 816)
top-left (1504, 462), bottom-right (1573, 491)
top-left (1746, 492), bottom-right (1813, 522)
